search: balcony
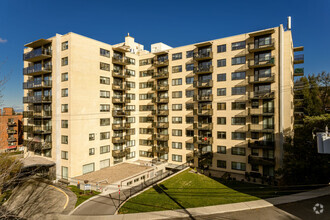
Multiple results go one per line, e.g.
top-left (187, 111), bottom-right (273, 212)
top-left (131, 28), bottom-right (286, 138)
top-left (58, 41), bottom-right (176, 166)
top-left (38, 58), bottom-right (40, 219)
top-left (248, 74), bottom-right (275, 84)
top-left (196, 123), bottom-right (213, 130)
top-left (33, 111), bottom-right (52, 118)
top-left (23, 64), bottom-right (52, 76)
top-left (193, 80), bottom-right (213, 88)
top-left (112, 56), bottom-right (130, 66)
top-left (153, 97), bottom-right (169, 103)
top-left (294, 54), bottom-right (304, 64)
top-left (194, 150), bottom-right (213, 159)
top-left (23, 125), bottom-right (33, 133)
top-left (248, 155), bottom-right (275, 166)
top-left (112, 110), bottom-right (130, 117)
top-left (112, 136), bottom-right (126, 144)
top-left (249, 91), bottom-right (275, 99)
top-left (294, 68), bottom-right (304, 77)
top-left (7, 137), bottom-right (17, 142)
top-left (25, 140), bottom-right (52, 151)
top-left (112, 148), bottom-right (130, 158)
top-left (153, 59), bottom-right (169, 67)
top-left (153, 134), bottom-right (169, 141)
top-left (193, 66), bottom-right (213, 74)
top-left (294, 107), bottom-right (304, 114)
top-left (23, 95), bottom-right (52, 104)
top-left (112, 70), bottom-right (129, 78)
top-left (248, 108), bottom-right (274, 115)
top-left (7, 121), bottom-right (16, 126)
top-left (112, 84), bottom-right (126, 91)
top-left (152, 146), bottom-right (169, 154)
top-left (23, 111), bottom-right (33, 118)
top-left (195, 108), bottom-right (213, 116)
top-left (193, 51), bottom-right (213, 61)
top-left (33, 126), bottom-right (52, 134)
top-left (7, 129), bottom-right (17, 134)
top-left (152, 71), bottom-right (169, 79)
top-left (197, 136), bottom-right (213, 145)
top-left (112, 123), bottom-right (125, 130)
top-left (153, 122), bottom-right (169, 128)
top-left (294, 94), bottom-right (304, 101)
top-left (248, 39), bottom-right (275, 53)
top-left (248, 140), bottom-right (275, 150)
top-left (195, 94), bottom-right (213, 102)
top-left (248, 57), bottom-right (275, 68)
top-left (153, 84), bottom-right (169, 91)
top-left (23, 80), bottom-right (52, 90)
top-left (153, 109), bottom-right (169, 116)
top-left (23, 48), bottom-right (52, 62)
top-left (249, 124), bottom-right (274, 132)
top-left (112, 97), bottom-right (125, 104)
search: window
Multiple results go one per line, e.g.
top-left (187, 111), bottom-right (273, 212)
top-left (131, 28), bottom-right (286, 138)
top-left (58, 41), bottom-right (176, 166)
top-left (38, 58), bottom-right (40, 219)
top-left (126, 105), bottom-right (135, 111)
top-left (100, 48), bottom-right (110, 57)
top-left (252, 148), bottom-right (259, 156)
top-left (186, 63), bottom-right (194, 71)
top-left (61, 166), bottom-right (68, 179)
top-left (89, 148), bottom-right (95, 155)
top-left (232, 56), bottom-right (246, 65)
top-left (252, 164), bottom-right (259, 172)
top-left (139, 59), bottom-right (152, 66)
top-left (126, 57), bottom-right (135, 65)
top-left (217, 103), bottom-right (226, 110)
top-left (217, 160), bottom-right (226, 168)
top-left (251, 116), bottom-right (259, 124)
top-left (186, 117), bottom-right (194, 124)
top-left (100, 62), bottom-right (110, 71)
top-left (139, 70), bottom-right (153, 77)
top-left (100, 118), bottom-right (110, 126)
top-left (172, 142), bottom-right (182, 149)
top-left (232, 41), bottom-right (246, 50)
top-left (172, 104), bottom-right (182, 111)
top-left (232, 132), bottom-right (246, 140)
top-left (232, 71), bottom-right (246, 80)
top-left (61, 72), bottom-right (68, 81)
top-left (186, 103), bottom-right (194, 110)
top-left (172, 78), bottom-right (182, 86)
top-left (61, 88), bottom-right (68, 97)
top-left (217, 44), bottom-right (226, 53)
top-left (186, 77), bottom-right (194, 84)
top-left (61, 151), bottom-right (68, 160)
top-left (126, 69), bottom-right (135, 76)
top-left (100, 90), bottom-right (110, 98)
top-left (100, 76), bottom-right (110, 85)
top-left (232, 86), bottom-right (246, 95)
top-left (186, 50), bottom-right (194, 58)
top-left (186, 143), bottom-right (194, 150)
top-left (61, 104), bottom-right (68, 113)
top-left (61, 120), bottom-right (68, 128)
top-left (100, 132), bottom-right (110, 140)
top-left (61, 135), bottom-right (68, 144)
top-left (217, 73), bottom-right (226, 81)
top-left (251, 100), bottom-right (259, 108)
top-left (83, 163), bottom-right (95, 174)
top-left (217, 117), bottom-right (226, 125)
top-left (100, 104), bottom-right (110, 112)
top-left (61, 57), bottom-right (68, 66)
top-left (89, 133), bottom-right (95, 141)
top-left (217, 131), bottom-right (226, 139)
top-left (62, 41), bottom-right (68, 51)
top-left (140, 82), bottom-right (154, 88)
top-left (172, 117), bottom-right (182, 124)
top-left (172, 91), bottom-right (182, 98)
top-left (139, 93), bottom-right (153, 100)
top-left (232, 162), bottom-right (246, 171)
top-left (127, 140), bottom-right (135, 147)
top-left (100, 145), bottom-right (110, 154)
top-left (232, 102), bottom-right (246, 110)
top-left (100, 159), bottom-right (110, 169)
top-left (172, 129), bottom-right (182, 136)
top-left (127, 117), bottom-right (135, 123)
top-left (251, 132), bottom-right (259, 139)
top-left (172, 154), bottom-right (182, 162)
top-left (217, 146), bottom-right (226, 154)
top-left (231, 117), bottom-right (246, 125)
top-left (172, 53), bottom-right (182, 60)
top-left (127, 128), bottom-right (135, 135)
top-left (217, 88), bottom-right (226, 96)
top-left (217, 59), bottom-right (226, 67)
top-left (186, 130), bottom-right (194, 137)
top-left (127, 93), bottom-right (135, 100)
top-left (172, 65), bottom-right (182, 73)
top-left (186, 90), bottom-right (194, 98)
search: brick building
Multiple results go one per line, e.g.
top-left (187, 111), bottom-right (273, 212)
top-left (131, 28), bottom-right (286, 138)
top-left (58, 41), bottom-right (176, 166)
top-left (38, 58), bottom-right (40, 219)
top-left (0, 108), bottom-right (23, 151)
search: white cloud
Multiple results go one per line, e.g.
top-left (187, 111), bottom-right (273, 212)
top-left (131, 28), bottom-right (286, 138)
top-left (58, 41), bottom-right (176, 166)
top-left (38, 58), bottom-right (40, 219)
top-left (0, 37), bottom-right (8, 43)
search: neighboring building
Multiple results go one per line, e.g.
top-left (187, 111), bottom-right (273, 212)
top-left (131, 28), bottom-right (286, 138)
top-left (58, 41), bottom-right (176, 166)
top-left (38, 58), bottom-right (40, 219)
top-left (23, 22), bottom-right (303, 180)
top-left (0, 108), bottom-right (23, 151)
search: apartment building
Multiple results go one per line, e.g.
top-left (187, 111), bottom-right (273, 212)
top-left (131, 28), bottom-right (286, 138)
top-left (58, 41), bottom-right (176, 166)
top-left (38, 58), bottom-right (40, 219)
top-left (0, 108), bottom-right (23, 151)
top-left (23, 23), bottom-right (303, 180)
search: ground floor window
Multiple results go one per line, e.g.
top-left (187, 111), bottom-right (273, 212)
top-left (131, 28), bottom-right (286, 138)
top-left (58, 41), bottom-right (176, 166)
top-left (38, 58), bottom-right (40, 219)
top-left (100, 159), bottom-right (110, 169)
top-left (231, 162), bottom-right (246, 171)
top-left (61, 166), bottom-right (68, 179)
top-left (83, 163), bottom-right (95, 174)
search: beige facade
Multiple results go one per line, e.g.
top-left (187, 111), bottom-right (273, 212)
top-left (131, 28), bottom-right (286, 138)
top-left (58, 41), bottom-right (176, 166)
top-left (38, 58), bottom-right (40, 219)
top-left (23, 25), bottom-right (303, 180)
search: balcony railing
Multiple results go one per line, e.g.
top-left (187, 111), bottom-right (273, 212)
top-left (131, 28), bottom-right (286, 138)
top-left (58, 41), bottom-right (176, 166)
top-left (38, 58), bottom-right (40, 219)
top-left (152, 71), bottom-right (169, 79)
top-left (249, 91), bottom-right (275, 99)
top-left (32, 111), bottom-right (52, 118)
top-left (23, 48), bottom-right (52, 62)
top-left (33, 126), bottom-right (52, 134)
top-left (112, 136), bottom-right (126, 144)
top-left (248, 39), bottom-right (275, 52)
top-left (153, 59), bottom-right (169, 67)
top-left (197, 123), bottom-right (213, 130)
top-left (193, 51), bottom-right (213, 60)
top-left (112, 148), bottom-right (130, 158)
top-left (248, 155), bottom-right (275, 166)
top-left (153, 109), bottom-right (169, 115)
top-left (23, 80), bottom-right (52, 89)
top-left (248, 74), bottom-right (275, 84)
top-left (112, 84), bottom-right (126, 90)
top-left (248, 124), bottom-right (274, 132)
top-left (197, 136), bottom-right (213, 145)
top-left (248, 140), bottom-right (275, 149)
top-left (248, 56), bottom-right (275, 68)
top-left (112, 70), bottom-right (129, 78)
top-left (112, 56), bottom-right (130, 65)
top-left (7, 129), bottom-right (17, 134)
top-left (195, 108), bottom-right (213, 116)
top-left (25, 140), bottom-right (52, 151)
top-left (153, 122), bottom-right (169, 128)
top-left (193, 80), bottom-right (213, 88)
top-left (23, 96), bottom-right (52, 103)
top-left (294, 68), bottom-right (304, 76)
top-left (152, 146), bottom-right (169, 154)
top-left (194, 150), bottom-right (213, 159)
top-left (112, 110), bottom-right (130, 117)
top-left (112, 97), bottom-right (125, 104)
top-left (153, 84), bottom-right (169, 91)
top-left (153, 134), bottom-right (169, 141)
top-left (195, 94), bottom-right (213, 102)
top-left (294, 54), bottom-right (304, 64)
top-left (153, 97), bottom-right (169, 103)
top-left (7, 137), bottom-right (17, 142)
top-left (249, 108), bottom-right (274, 115)
top-left (193, 66), bottom-right (213, 74)
top-left (7, 121), bottom-right (16, 126)
top-left (23, 64), bottom-right (52, 75)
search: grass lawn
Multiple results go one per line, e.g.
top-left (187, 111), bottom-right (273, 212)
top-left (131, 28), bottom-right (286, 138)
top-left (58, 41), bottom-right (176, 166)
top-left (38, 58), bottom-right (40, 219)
top-left (68, 185), bottom-right (100, 207)
top-left (119, 169), bottom-right (318, 214)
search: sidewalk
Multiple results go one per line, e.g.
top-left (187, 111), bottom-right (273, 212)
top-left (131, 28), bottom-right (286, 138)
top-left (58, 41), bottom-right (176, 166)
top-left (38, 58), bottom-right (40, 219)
top-left (52, 185), bottom-right (330, 220)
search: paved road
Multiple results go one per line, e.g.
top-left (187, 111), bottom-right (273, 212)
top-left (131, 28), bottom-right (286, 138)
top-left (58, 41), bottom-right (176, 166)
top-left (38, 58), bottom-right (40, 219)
top-left (171, 195), bottom-right (330, 220)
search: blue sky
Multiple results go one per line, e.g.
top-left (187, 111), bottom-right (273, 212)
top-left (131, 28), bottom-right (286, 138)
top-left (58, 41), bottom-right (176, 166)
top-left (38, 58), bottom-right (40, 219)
top-left (0, 0), bottom-right (329, 111)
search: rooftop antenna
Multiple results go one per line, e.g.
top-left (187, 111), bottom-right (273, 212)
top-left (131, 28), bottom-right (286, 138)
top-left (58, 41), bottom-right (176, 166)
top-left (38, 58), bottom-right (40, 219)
top-left (287, 16), bottom-right (292, 30)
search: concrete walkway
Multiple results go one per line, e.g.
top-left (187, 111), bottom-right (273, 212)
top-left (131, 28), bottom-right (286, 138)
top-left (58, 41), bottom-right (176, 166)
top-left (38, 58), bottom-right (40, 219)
top-left (51, 185), bottom-right (330, 219)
